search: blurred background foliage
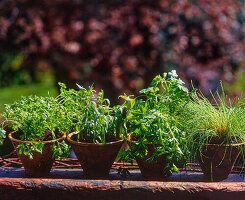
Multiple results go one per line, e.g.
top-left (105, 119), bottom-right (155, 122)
top-left (0, 0), bottom-right (245, 106)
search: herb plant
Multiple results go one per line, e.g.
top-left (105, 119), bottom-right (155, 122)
top-left (0, 95), bottom-right (70, 159)
top-left (180, 85), bottom-right (245, 161)
top-left (58, 83), bottom-right (125, 144)
top-left (120, 70), bottom-right (193, 176)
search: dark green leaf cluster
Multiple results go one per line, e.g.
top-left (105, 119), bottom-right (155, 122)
top-left (0, 95), bottom-right (69, 159)
top-left (58, 83), bottom-right (125, 144)
top-left (120, 70), bottom-right (192, 175)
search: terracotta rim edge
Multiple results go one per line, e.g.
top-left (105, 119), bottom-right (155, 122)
top-left (8, 131), bottom-right (66, 144)
top-left (67, 132), bottom-right (123, 146)
top-left (128, 133), bottom-right (245, 147)
top-left (194, 141), bottom-right (245, 147)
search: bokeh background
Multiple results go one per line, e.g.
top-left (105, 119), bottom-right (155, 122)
top-left (1, 0), bottom-right (245, 108)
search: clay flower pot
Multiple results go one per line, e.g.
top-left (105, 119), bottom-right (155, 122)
top-left (67, 132), bottom-right (123, 178)
top-left (128, 139), bottom-right (169, 179)
top-left (197, 142), bottom-right (243, 181)
top-left (9, 131), bottom-right (66, 177)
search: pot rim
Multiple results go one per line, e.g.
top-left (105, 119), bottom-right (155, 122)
top-left (128, 133), bottom-right (245, 147)
top-left (194, 141), bottom-right (245, 147)
top-left (8, 131), bottom-right (66, 144)
top-left (67, 132), bottom-right (123, 146)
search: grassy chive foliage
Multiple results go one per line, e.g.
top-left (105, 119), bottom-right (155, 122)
top-left (58, 83), bottom-right (125, 144)
top-left (119, 70), bottom-right (193, 176)
top-left (0, 95), bottom-right (70, 159)
top-left (180, 84), bottom-right (245, 162)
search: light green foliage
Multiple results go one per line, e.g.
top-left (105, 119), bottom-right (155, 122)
top-left (17, 142), bottom-right (44, 159)
top-left (120, 70), bottom-right (192, 176)
top-left (181, 84), bottom-right (245, 161)
top-left (0, 129), bottom-right (6, 145)
top-left (58, 83), bottom-right (125, 144)
top-left (0, 95), bottom-right (70, 159)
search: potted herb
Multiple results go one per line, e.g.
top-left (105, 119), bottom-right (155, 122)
top-left (59, 83), bottom-right (125, 178)
top-left (181, 86), bottom-right (245, 181)
top-left (120, 71), bottom-right (192, 178)
top-left (0, 95), bottom-right (69, 177)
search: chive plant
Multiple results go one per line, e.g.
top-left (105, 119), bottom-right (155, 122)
top-left (0, 95), bottom-right (70, 159)
top-left (58, 83), bottom-right (125, 144)
top-left (181, 84), bottom-right (245, 162)
top-left (120, 70), bottom-right (193, 176)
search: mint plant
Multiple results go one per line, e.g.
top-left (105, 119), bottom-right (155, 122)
top-left (58, 83), bottom-right (125, 144)
top-left (0, 95), bottom-right (70, 159)
top-left (119, 70), bottom-right (193, 176)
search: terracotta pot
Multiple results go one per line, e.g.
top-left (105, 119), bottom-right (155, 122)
top-left (128, 140), bottom-right (169, 179)
top-left (67, 132), bottom-right (123, 178)
top-left (9, 131), bottom-right (66, 177)
top-left (197, 142), bottom-right (243, 181)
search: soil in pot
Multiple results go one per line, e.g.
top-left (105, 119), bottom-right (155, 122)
top-left (197, 143), bottom-right (242, 181)
top-left (128, 141), bottom-right (169, 179)
top-left (8, 131), bottom-right (66, 177)
top-left (67, 132), bottom-right (123, 178)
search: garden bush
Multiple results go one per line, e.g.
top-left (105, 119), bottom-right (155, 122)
top-left (0, 0), bottom-right (245, 103)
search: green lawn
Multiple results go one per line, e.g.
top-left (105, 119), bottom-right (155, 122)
top-left (0, 81), bottom-right (57, 111)
top-left (225, 70), bottom-right (245, 95)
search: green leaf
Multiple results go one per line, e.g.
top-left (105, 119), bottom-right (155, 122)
top-left (0, 129), bottom-right (6, 145)
top-left (150, 75), bottom-right (163, 86)
top-left (168, 70), bottom-right (178, 78)
top-left (139, 87), bottom-right (159, 94)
